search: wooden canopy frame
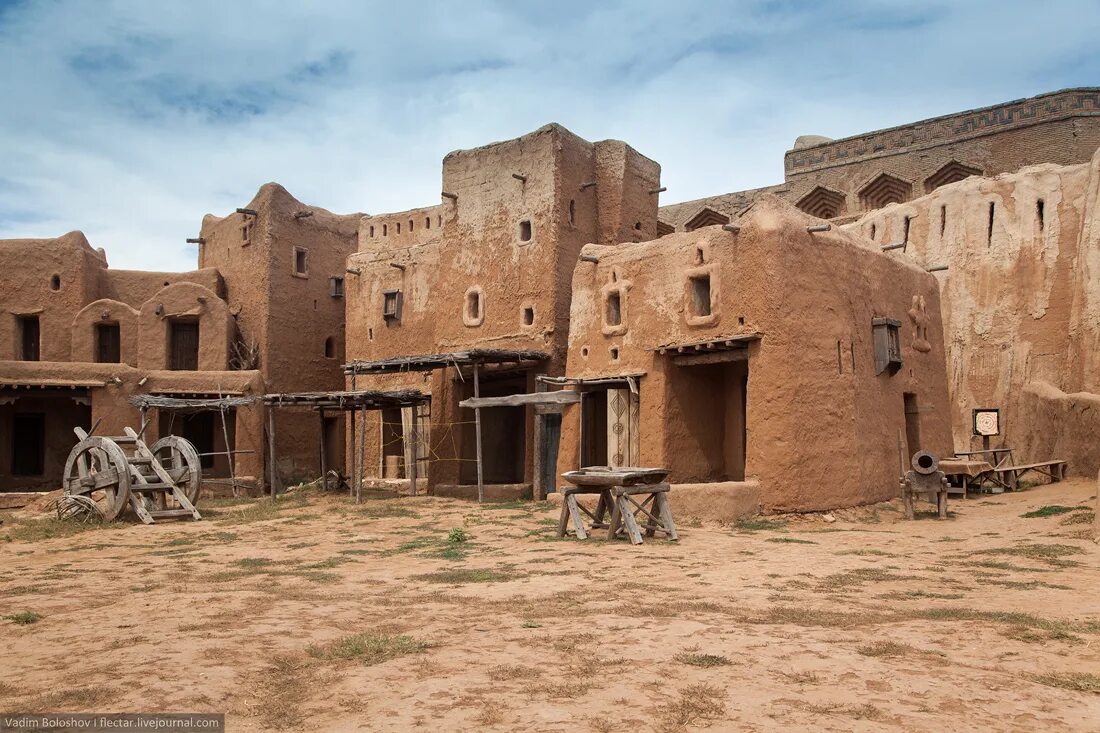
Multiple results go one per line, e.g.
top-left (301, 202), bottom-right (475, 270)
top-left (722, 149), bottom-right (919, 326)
top-left (129, 393), bottom-right (258, 496)
top-left (344, 349), bottom-right (548, 503)
top-left (262, 389), bottom-right (429, 502)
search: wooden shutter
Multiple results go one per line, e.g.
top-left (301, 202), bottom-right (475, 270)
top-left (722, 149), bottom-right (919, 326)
top-left (170, 320), bottom-right (200, 370)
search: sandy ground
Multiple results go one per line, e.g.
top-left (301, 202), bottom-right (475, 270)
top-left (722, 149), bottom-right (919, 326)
top-left (1, 479), bottom-right (1098, 732)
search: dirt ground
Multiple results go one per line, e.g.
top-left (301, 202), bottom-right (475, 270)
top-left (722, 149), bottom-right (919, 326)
top-left (1, 479), bottom-right (1098, 732)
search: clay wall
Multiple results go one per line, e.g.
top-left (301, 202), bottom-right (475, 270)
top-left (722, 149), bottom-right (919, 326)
top-left (661, 88), bottom-right (1100, 231)
top-left (562, 196), bottom-right (952, 512)
top-left (844, 151), bottom-right (1100, 474)
top-left (345, 124), bottom-right (660, 490)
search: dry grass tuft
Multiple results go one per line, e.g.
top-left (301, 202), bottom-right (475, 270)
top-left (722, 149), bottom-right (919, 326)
top-left (487, 664), bottom-right (544, 682)
top-left (1031, 671), bottom-right (1100, 693)
top-left (857, 640), bottom-right (918, 657)
top-left (654, 684), bottom-right (726, 731)
top-left (306, 632), bottom-right (432, 665)
top-left (674, 652), bottom-right (732, 668)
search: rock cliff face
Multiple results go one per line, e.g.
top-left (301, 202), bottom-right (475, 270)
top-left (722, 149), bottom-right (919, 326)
top-left (844, 149), bottom-right (1100, 475)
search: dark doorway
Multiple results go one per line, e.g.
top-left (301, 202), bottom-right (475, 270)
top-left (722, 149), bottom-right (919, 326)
top-left (323, 416), bottom-right (342, 477)
top-left (169, 319), bottom-right (200, 370)
top-left (903, 392), bottom-right (922, 459)
top-left (580, 390), bottom-right (608, 467)
top-left (11, 412), bottom-right (45, 476)
top-left (96, 323), bottom-right (121, 363)
top-left (18, 315), bottom-right (40, 361)
top-left (460, 373), bottom-right (526, 484)
top-left (667, 359), bottom-right (747, 481)
top-left (381, 407), bottom-right (405, 478)
top-left (160, 411), bottom-right (217, 470)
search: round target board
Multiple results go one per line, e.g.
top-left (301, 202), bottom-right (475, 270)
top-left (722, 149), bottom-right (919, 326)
top-left (973, 409), bottom-right (1000, 437)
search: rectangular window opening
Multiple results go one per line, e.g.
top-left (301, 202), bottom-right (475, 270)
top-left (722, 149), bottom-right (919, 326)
top-left (940, 205), bottom-right (947, 236)
top-left (1036, 199), bottom-right (1045, 232)
top-left (169, 318), bottom-right (200, 370)
top-left (466, 290), bottom-right (481, 321)
top-left (329, 277), bottom-right (344, 298)
top-left (95, 322), bottom-right (121, 363)
top-left (987, 202), bottom-right (995, 247)
top-left (294, 248), bottom-right (308, 276)
top-left (383, 290), bottom-right (401, 322)
top-left (18, 315), bottom-right (40, 361)
top-left (519, 220), bottom-right (532, 242)
top-left (606, 291), bottom-right (622, 326)
top-left (691, 274), bottom-right (712, 317)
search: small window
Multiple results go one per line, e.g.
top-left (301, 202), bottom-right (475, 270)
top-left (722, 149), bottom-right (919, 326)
top-left (409, 219), bottom-right (414, 231)
top-left (606, 291), bottom-right (622, 326)
top-left (519, 220), bottom-right (532, 242)
top-left (568, 199), bottom-right (576, 226)
top-left (522, 306), bottom-right (534, 326)
top-left (50, 274), bottom-right (61, 291)
top-left (1036, 199), bottom-right (1045, 232)
top-left (382, 224), bottom-right (388, 236)
top-left (18, 315), bottom-right (40, 361)
top-left (294, 247), bottom-right (308, 276)
top-left (987, 202), bottom-right (995, 247)
top-left (369, 225), bottom-right (375, 237)
top-left (633, 221), bottom-right (642, 230)
top-left (241, 218), bottom-right (253, 245)
top-left (690, 274), bottom-right (712, 317)
top-left (95, 322), bottom-right (121, 363)
top-left (872, 317), bottom-right (902, 375)
top-left (396, 222), bottom-right (401, 234)
top-left (869, 223), bottom-right (876, 240)
top-left (324, 336), bottom-right (336, 359)
top-left (425, 217), bottom-right (431, 229)
top-left (383, 290), bottom-right (402, 322)
top-left (610, 347), bottom-right (619, 361)
top-left (940, 205), bottom-right (947, 236)
top-left (466, 290), bottom-right (482, 321)
top-left (329, 276), bottom-right (344, 298)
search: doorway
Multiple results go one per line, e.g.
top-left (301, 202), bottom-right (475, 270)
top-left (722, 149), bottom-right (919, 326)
top-left (668, 360), bottom-right (747, 481)
top-left (580, 385), bottom-right (639, 468)
top-left (168, 318), bottom-right (200, 370)
top-left (460, 373), bottom-right (526, 484)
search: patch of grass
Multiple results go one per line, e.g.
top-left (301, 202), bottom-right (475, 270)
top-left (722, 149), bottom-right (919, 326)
top-left (411, 568), bottom-right (516, 584)
top-left (381, 535), bottom-right (442, 556)
top-left (835, 548), bottom-right (893, 556)
top-left (674, 652), bottom-right (731, 668)
top-left (4, 517), bottom-right (119, 543)
top-left (751, 606), bottom-right (886, 628)
top-left (307, 632), bottom-right (432, 665)
top-left (765, 536), bottom-right (816, 545)
top-left (857, 640), bottom-right (919, 657)
top-left (818, 567), bottom-right (922, 590)
top-left (487, 664), bottom-right (543, 682)
top-left (4, 611), bottom-right (41, 625)
top-left (338, 549), bottom-right (373, 556)
top-left (1021, 505), bottom-right (1089, 518)
top-left (908, 607), bottom-right (1100, 635)
top-left (1031, 671), bottom-right (1100, 693)
top-left (1061, 510), bottom-right (1095, 526)
top-left (878, 590), bottom-right (966, 601)
top-left (448, 527), bottom-right (469, 544)
top-left (780, 670), bottom-right (820, 684)
top-left (733, 517), bottom-right (785, 532)
top-left (429, 546), bottom-right (468, 561)
top-left (520, 620), bottom-right (542, 629)
top-left (975, 543), bottom-right (1084, 567)
top-left (654, 684), bottom-right (725, 732)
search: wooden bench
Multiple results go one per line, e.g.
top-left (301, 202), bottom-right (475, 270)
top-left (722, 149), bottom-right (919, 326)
top-left (1000, 460), bottom-right (1068, 490)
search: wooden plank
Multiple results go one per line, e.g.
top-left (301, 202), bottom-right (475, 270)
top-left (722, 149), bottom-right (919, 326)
top-left (671, 349), bottom-right (749, 367)
top-left (567, 495), bottom-right (587, 540)
top-left (656, 491), bottom-right (678, 540)
top-left (318, 408), bottom-right (328, 490)
top-left (267, 406), bottom-right (278, 499)
top-left (459, 390), bottom-right (580, 409)
top-left (617, 495), bottom-right (644, 544)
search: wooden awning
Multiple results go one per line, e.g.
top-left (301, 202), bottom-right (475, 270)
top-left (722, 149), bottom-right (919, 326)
top-left (345, 348), bottom-right (548, 375)
top-left (0, 378), bottom-right (106, 389)
top-left (650, 332), bottom-right (763, 355)
top-left (131, 394), bottom-right (257, 412)
top-left (459, 390), bottom-right (580, 409)
top-left (263, 389), bottom-right (428, 411)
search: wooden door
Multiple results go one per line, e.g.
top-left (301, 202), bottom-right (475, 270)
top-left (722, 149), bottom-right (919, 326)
top-left (606, 388), bottom-right (640, 468)
top-left (169, 320), bottom-right (200, 370)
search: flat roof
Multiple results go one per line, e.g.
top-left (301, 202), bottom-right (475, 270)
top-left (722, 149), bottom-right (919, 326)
top-left (345, 348), bottom-right (549, 375)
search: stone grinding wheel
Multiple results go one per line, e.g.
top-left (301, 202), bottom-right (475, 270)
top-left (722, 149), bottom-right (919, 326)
top-left (63, 436), bottom-right (132, 522)
top-left (150, 435), bottom-right (202, 507)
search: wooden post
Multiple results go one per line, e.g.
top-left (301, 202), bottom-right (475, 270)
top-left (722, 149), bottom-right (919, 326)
top-left (219, 404), bottom-right (238, 497)
top-left (474, 362), bottom-right (484, 503)
top-left (1094, 470), bottom-right (1099, 543)
top-left (408, 404), bottom-right (418, 497)
top-left (356, 405), bottom-right (366, 504)
top-left (267, 406), bottom-right (278, 499)
top-left (532, 380), bottom-right (546, 501)
top-left (318, 407), bottom-right (328, 490)
top-left (349, 372), bottom-right (357, 497)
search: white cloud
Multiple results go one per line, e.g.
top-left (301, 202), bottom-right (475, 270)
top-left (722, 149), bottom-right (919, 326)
top-left (1, 0), bottom-right (1096, 270)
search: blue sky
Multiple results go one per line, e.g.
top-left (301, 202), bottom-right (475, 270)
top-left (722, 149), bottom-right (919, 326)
top-left (1, 0), bottom-right (1097, 271)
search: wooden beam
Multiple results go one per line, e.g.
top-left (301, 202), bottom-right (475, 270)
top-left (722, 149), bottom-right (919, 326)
top-left (459, 390), bottom-right (579, 409)
top-left (408, 406), bottom-right (418, 497)
top-left (318, 407), bottom-right (327, 490)
top-left (474, 362), bottom-right (484, 504)
top-left (672, 349), bottom-right (749, 367)
top-left (267, 406), bottom-right (278, 499)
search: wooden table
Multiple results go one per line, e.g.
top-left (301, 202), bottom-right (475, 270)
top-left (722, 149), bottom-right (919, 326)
top-left (558, 468), bottom-right (678, 545)
top-left (939, 458), bottom-right (998, 494)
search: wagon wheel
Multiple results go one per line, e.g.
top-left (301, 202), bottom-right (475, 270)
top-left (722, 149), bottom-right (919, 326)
top-left (151, 435), bottom-right (202, 507)
top-left (63, 437), bottom-right (132, 522)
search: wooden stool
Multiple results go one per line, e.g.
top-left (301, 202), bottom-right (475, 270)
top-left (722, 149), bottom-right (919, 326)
top-left (557, 486), bottom-right (611, 540)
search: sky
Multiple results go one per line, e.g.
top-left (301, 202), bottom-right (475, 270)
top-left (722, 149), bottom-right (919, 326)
top-left (1, 0), bottom-right (1097, 271)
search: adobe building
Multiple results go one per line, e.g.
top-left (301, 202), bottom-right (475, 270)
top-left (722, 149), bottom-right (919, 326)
top-left (661, 88), bottom-right (1100, 230)
top-left (343, 124), bottom-right (661, 498)
top-left (555, 196), bottom-right (952, 514)
top-left (843, 148), bottom-right (1100, 478)
top-left (0, 184), bottom-right (359, 495)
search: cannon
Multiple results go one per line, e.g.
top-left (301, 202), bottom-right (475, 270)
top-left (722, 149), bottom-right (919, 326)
top-left (900, 450), bottom-right (949, 520)
top-left (62, 425), bottom-right (202, 524)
